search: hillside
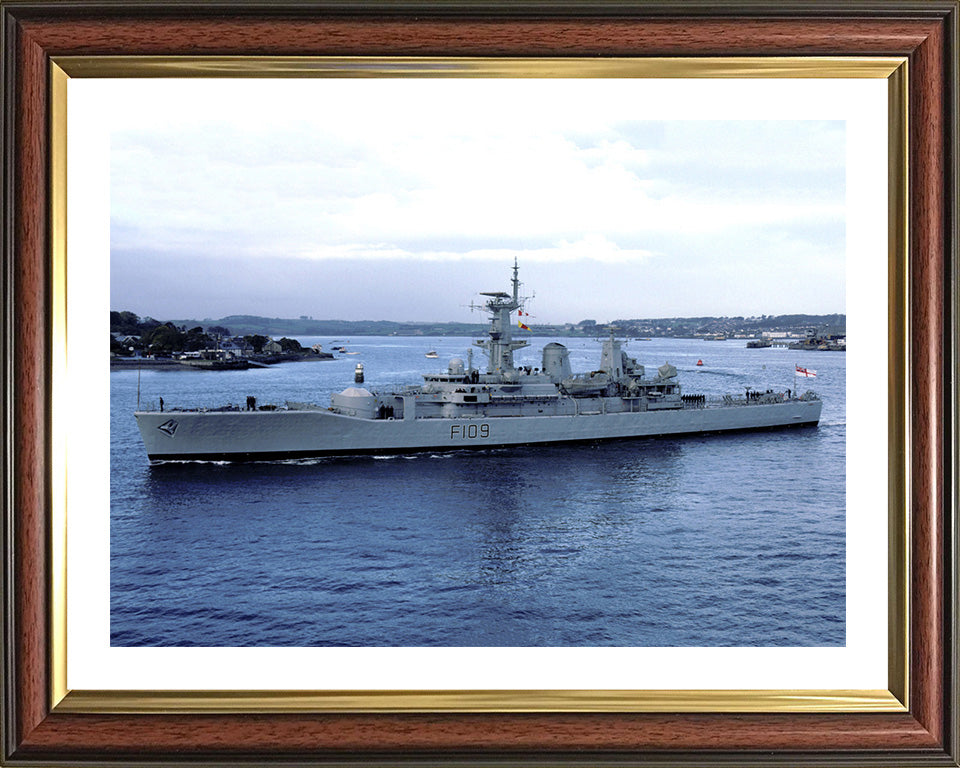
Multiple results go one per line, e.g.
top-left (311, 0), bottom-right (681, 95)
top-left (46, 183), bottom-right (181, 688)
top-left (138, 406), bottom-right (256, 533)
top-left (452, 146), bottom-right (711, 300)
top-left (114, 311), bottom-right (846, 339)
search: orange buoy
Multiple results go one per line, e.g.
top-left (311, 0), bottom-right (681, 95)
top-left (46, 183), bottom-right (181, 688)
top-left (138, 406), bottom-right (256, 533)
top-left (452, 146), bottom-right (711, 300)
top-left (696, 359), bottom-right (704, 366)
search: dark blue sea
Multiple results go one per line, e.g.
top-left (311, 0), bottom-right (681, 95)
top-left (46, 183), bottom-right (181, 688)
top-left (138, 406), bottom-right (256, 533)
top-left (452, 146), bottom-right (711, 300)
top-left (110, 336), bottom-right (845, 647)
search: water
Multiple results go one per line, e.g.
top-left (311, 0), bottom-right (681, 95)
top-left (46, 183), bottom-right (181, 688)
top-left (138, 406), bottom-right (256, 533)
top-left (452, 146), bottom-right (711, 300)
top-left (111, 337), bottom-right (845, 647)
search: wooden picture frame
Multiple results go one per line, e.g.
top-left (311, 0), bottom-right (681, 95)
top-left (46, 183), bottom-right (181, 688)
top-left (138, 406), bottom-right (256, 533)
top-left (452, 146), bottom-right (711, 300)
top-left (2, 2), bottom-right (957, 765)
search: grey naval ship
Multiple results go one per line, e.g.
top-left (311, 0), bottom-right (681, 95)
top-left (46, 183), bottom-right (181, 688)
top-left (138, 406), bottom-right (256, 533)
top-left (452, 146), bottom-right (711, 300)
top-left (135, 263), bottom-right (822, 462)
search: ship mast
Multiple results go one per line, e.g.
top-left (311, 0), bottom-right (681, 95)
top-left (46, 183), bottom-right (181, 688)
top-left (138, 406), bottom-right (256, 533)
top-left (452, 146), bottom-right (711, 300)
top-left (474, 258), bottom-right (528, 375)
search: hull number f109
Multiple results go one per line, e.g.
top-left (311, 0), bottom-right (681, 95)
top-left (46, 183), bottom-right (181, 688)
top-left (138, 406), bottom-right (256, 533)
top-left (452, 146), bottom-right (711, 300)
top-left (450, 423), bottom-right (490, 440)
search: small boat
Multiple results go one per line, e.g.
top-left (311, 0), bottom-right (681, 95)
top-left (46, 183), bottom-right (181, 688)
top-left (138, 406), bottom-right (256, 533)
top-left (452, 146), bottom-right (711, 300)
top-left (696, 360), bottom-right (704, 366)
top-left (425, 351), bottom-right (439, 359)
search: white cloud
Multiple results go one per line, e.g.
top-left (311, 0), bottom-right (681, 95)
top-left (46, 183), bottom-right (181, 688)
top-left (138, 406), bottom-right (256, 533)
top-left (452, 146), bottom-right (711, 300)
top-left (295, 234), bottom-right (654, 265)
top-left (112, 115), bottom-right (842, 263)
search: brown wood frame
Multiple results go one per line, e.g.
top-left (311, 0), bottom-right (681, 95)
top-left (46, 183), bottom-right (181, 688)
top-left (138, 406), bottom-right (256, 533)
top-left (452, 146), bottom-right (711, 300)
top-left (2, 2), bottom-right (957, 765)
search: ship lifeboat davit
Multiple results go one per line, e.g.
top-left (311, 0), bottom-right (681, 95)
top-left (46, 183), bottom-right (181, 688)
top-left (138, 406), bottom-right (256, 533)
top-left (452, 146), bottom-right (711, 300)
top-left (696, 359), bottom-right (704, 366)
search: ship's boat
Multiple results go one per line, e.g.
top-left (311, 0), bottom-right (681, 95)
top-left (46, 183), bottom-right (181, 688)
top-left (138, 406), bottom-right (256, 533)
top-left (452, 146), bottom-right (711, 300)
top-left (134, 262), bottom-right (822, 462)
top-left (560, 371), bottom-right (613, 396)
top-left (425, 351), bottom-right (439, 358)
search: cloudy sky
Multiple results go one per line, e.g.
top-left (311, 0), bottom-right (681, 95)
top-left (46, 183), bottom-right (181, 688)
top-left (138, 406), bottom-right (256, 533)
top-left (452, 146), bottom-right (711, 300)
top-left (109, 79), bottom-right (846, 324)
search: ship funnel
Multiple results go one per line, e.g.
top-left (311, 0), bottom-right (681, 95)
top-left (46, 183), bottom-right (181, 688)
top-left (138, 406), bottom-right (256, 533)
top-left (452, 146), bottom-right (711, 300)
top-left (600, 336), bottom-right (624, 378)
top-left (657, 363), bottom-right (678, 380)
top-left (542, 343), bottom-right (572, 381)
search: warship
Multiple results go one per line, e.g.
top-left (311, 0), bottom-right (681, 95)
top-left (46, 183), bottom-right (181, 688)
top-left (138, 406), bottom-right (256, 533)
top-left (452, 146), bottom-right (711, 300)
top-left (135, 263), bottom-right (822, 462)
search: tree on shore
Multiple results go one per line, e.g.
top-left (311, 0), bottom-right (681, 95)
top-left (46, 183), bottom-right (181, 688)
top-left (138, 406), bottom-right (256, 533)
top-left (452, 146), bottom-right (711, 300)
top-left (243, 334), bottom-right (269, 353)
top-left (143, 323), bottom-right (184, 354)
top-left (109, 310), bottom-right (142, 334)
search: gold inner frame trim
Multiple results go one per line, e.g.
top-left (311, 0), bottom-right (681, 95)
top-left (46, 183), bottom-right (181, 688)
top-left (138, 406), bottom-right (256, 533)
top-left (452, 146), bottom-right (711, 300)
top-left (50, 61), bottom-right (69, 710)
top-left (54, 55), bottom-right (904, 79)
top-left (49, 55), bottom-right (909, 715)
top-left (57, 688), bottom-right (903, 715)
top-left (885, 60), bottom-right (910, 709)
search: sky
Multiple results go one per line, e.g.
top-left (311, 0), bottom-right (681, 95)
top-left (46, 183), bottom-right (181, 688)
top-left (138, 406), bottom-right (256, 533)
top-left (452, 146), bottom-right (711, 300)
top-left (108, 79), bottom-right (847, 324)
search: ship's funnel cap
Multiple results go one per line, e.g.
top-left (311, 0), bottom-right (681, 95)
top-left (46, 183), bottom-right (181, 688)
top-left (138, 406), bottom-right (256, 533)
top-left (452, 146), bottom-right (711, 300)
top-left (657, 363), bottom-right (678, 380)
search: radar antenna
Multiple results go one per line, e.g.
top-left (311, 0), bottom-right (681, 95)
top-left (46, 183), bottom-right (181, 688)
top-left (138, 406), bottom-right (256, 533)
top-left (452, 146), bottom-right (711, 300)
top-left (471, 260), bottom-right (530, 374)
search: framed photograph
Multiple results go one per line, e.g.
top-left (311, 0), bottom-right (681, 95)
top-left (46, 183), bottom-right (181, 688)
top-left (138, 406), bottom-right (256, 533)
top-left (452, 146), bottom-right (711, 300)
top-left (2, 2), bottom-right (956, 766)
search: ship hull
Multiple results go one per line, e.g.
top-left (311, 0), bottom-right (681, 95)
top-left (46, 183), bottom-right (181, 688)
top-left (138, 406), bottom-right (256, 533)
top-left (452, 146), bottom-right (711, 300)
top-left (135, 399), bottom-right (822, 462)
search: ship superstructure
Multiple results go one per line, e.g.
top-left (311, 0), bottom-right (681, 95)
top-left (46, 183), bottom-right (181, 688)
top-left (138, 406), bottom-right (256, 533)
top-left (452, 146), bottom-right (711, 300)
top-left (135, 263), bottom-right (822, 462)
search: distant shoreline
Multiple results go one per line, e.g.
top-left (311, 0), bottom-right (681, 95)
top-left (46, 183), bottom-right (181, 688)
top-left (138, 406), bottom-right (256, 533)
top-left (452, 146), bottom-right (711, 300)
top-left (111, 358), bottom-right (184, 371)
top-left (117, 313), bottom-right (847, 341)
top-left (110, 354), bottom-right (334, 372)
